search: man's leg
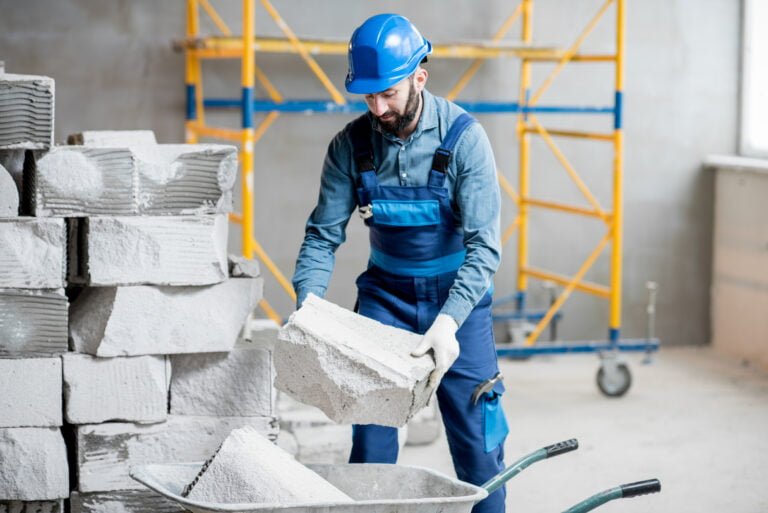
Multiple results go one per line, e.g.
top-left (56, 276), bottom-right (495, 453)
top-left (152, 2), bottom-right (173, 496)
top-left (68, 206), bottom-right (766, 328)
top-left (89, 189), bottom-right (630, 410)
top-left (437, 367), bottom-right (506, 513)
top-left (349, 424), bottom-right (399, 463)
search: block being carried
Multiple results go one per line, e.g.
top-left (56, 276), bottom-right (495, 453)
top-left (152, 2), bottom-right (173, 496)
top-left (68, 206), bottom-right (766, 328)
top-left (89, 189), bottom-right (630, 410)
top-left (275, 294), bottom-right (434, 427)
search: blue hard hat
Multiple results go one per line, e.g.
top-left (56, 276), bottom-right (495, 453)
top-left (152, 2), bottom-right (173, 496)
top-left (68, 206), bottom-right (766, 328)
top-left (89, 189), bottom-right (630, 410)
top-left (345, 14), bottom-right (432, 94)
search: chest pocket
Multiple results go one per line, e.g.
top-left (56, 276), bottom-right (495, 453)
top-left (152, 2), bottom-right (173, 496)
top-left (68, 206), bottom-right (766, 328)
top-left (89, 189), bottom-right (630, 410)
top-left (371, 199), bottom-right (441, 227)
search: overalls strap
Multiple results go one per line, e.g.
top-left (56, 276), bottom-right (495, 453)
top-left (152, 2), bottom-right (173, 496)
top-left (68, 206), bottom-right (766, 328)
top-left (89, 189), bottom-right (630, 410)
top-left (431, 113), bottom-right (477, 173)
top-left (349, 114), bottom-right (378, 190)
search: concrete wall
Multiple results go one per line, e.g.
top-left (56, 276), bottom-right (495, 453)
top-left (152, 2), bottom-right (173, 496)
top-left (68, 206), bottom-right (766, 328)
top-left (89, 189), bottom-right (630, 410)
top-left (708, 157), bottom-right (768, 370)
top-left (0, 0), bottom-right (740, 345)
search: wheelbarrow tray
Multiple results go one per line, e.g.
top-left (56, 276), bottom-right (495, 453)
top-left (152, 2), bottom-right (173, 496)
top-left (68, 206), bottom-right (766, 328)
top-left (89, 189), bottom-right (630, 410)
top-left (130, 462), bottom-right (488, 513)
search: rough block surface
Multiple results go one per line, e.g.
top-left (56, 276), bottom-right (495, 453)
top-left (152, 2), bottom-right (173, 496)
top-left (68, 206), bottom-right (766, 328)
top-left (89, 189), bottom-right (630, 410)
top-left (0, 162), bottom-right (18, 216)
top-left (0, 501), bottom-right (62, 513)
top-left (0, 218), bottom-right (65, 288)
top-left (0, 288), bottom-right (68, 357)
top-left (70, 278), bottom-right (262, 356)
top-left (63, 354), bottom-right (168, 424)
top-left (0, 427), bottom-right (68, 500)
top-left (76, 416), bottom-right (278, 493)
top-left (0, 73), bottom-right (54, 149)
top-left (33, 145), bottom-right (236, 216)
top-left (67, 130), bottom-right (157, 147)
top-left (183, 426), bottom-right (352, 504)
top-left (170, 341), bottom-right (273, 416)
top-left (275, 294), bottom-right (433, 427)
top-left (0, 358), bottom-right (62, 427)
top-left (71, 215), bottom-right (228, 286)
top-left (69, 491), bottom-right (183, 513)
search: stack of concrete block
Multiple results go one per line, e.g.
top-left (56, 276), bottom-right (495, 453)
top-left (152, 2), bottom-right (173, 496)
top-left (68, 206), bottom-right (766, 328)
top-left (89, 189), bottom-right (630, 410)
top-left (0, 69), bottom-right (67, 513)
top-left (47, 130), bottom-right (275, 512)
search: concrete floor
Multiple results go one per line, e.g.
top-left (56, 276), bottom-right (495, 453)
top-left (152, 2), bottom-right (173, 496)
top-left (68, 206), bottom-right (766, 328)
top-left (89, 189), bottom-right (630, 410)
top-left (399, 346), bottom-right (768, 513)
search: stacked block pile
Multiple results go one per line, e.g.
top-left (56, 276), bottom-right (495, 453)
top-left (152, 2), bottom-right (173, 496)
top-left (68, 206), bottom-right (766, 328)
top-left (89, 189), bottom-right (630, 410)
top-left (0, 67), bottom-right (277, 513)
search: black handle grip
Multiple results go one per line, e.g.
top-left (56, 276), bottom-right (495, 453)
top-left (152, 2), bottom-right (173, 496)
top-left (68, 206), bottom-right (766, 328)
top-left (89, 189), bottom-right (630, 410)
top-left (621, 479), bottom-right (661, 498)
top-left (544, 438), bottom-right (578, 458)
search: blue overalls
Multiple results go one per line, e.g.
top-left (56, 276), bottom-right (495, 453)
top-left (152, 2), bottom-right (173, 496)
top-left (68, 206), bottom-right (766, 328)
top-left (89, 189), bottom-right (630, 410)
top-left (347, 113), bottom-right (509, 513)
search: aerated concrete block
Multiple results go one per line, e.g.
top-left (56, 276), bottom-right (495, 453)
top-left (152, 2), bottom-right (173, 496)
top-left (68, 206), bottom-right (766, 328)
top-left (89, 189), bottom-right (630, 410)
top-left (68, 215), bottom-right (228, 286)
top-left (67, 130), bottom-right (157, 147)
top-left (0, 218), bottom-right (65, 288)
top-left (63, 354), bottom-right (169, 425)
top-left (170, 341), bottom-right (273, 416)
top-left (32, 145), bottom-right (236, 216)
top-left (69, 491), bottom-right (183, 513)
top-left (70, 278), bottom-right (263, 356)
top-left (182, 426), bottom-right (352, 504)
top-left (275, 294), bottom-right (434, 427)
top-left (76, 416), bottom-right (278, 493)
top-left (0, 358), bottom-right (62, 428)
top-left (0, 162), bottom-right (18, 216)
top-left (0, 427), bottom-right (68, 500)
top-left (0, 501), bottom-right (63, 513)
top-left (0, 289), bottom-right (68, 357)
top-left (0, 73), bottom-right (54, 149)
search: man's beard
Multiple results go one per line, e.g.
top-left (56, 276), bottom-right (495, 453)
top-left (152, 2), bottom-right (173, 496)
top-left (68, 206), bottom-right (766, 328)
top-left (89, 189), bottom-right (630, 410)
top-left (378, 80), bottom-right (420, 135)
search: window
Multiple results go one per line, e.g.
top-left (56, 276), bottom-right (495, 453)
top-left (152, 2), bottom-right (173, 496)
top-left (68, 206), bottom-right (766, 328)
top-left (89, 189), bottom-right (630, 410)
top-left (741, 0), bottom-right (768, 157)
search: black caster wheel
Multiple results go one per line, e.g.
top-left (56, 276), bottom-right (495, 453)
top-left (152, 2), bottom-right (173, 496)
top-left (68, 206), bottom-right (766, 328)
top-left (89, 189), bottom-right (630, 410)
top-left (597, 361), bottom-right (632, 397)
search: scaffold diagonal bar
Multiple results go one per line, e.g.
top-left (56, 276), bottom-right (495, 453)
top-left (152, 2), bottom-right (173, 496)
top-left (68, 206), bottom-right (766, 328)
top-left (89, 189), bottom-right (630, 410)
top-left (528, 0), bottom-right (614, 107)
top-left (525, 231), bottom-right (611, 345)
top-left (529, 115), bottom-right (608, 222)
top-left (199, 0), bottom-right (232, 35)
top-left (259, 0), bottom-right (346, 104)
top-left (446, 2), bottom-right (524, 101)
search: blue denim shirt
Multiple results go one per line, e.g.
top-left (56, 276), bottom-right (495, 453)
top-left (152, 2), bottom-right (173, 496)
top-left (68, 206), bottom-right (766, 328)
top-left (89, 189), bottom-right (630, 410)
top-left (293, 89), bottom-right (501, 327)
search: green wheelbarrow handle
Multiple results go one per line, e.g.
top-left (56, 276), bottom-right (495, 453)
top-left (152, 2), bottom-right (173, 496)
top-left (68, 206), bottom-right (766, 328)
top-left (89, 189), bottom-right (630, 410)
top-left (562, 479), bottom-right (661, 513)
top-left (481, 438), bottom-right (579, 495)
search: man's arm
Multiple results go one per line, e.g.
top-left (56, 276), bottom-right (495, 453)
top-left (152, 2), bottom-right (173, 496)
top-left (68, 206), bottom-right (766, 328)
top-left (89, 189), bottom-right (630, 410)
top-left (440, 122), bottom-right (502, 326)
top-left (292, 131), bottom-right (357, 307)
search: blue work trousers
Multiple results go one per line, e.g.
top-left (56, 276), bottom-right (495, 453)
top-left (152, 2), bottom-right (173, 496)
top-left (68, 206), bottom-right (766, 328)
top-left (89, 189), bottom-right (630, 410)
top-left (349, 265), bottom-right (507, 513)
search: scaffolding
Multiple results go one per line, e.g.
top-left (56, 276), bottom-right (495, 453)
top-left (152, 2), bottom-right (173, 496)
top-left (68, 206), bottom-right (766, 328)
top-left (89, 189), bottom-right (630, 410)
top-left (177, 0), bottom-right (659, 392)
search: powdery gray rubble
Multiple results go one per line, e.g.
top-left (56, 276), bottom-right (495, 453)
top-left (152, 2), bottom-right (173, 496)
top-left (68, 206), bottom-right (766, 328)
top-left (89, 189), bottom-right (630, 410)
top-left (69, 490), bottom-right (182, 513)
top-left (170, 341), bottom-right (273, 416)
top-left (68, 215), bottom-right (228, 286)
top-left (32, 145), bottom-right (236, 216)
top-left (0, 73), bottom-right (54, 149)
top-left (0, 218), bottom-right (65, 288)
top-left (0, 358), bottom-right (62, 427)
top-left (69, 278), bottom-right (262, 356)
top-left (275, 294), bottom-right (434, 427)
top-left (66, 130), bottom-right (157, 147)
top-left (63, 354), bottom-right (169, 425)
top-left (0, 427), bottom-right (68, 500)
top-left (0, 162), bottom-right (18, 216)
top-left (76, 416), bottom-right (278, 493)
top-left (0, 501), bottom-right (63, 512)
top-left (0, 288), bottom-right (68, 357)
top-left (183, 426), bottom-right (352, 505)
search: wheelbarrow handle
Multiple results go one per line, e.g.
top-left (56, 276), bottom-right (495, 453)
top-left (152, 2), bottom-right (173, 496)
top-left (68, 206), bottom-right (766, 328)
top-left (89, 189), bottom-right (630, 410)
top-left (562, 478), bottom-right (661, 513)
top-left (621, 479), bottom-right (661, 498)
top-left (481, 438), bottom-right (578, 495)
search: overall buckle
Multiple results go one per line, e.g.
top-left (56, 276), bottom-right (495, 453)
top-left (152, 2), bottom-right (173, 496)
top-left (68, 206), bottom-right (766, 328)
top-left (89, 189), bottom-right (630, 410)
top-left (358, 204), bottom-right (373, 220)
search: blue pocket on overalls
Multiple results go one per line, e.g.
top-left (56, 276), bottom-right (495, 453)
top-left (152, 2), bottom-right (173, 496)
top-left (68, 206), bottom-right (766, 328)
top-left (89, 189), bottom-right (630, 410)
top-left (371, 200), bottom-right (440, 226)
top-left (482, 380), bottom-right (509, 453)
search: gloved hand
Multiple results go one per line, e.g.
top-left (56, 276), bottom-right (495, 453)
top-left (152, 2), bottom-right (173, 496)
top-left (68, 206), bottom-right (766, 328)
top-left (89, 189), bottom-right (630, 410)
top-left (411, 313), bottom-right (460, 389)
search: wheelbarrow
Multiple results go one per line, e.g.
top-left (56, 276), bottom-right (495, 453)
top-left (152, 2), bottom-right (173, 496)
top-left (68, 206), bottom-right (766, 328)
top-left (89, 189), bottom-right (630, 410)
top-left (129, 438), bottom-right (661, 513)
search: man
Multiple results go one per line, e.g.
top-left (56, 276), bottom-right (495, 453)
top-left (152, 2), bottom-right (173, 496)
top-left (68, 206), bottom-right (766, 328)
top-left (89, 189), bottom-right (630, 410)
top-left (292, 13), bottom-right (508, 513)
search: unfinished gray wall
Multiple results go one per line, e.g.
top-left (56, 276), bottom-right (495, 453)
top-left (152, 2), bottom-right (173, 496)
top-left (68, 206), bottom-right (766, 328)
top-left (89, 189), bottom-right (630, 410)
top-left (0, 0), bottom-right (739, 346)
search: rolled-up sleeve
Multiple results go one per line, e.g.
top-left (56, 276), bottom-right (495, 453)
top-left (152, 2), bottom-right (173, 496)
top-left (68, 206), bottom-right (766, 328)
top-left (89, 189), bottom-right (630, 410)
top-left (439, 122), bottom-right (502, 326)
top-left (292, 131), bottom-right (357, 307)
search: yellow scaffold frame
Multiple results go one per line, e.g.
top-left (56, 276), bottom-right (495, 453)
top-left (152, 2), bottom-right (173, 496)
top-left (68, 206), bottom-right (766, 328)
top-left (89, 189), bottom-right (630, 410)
top-left (179, 0), bottom-right (627, 345)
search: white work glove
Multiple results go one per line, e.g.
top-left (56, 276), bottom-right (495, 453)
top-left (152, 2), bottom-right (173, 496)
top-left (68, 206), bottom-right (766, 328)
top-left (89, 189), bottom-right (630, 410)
top-left (411, 313), bottom-right (460, 390)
